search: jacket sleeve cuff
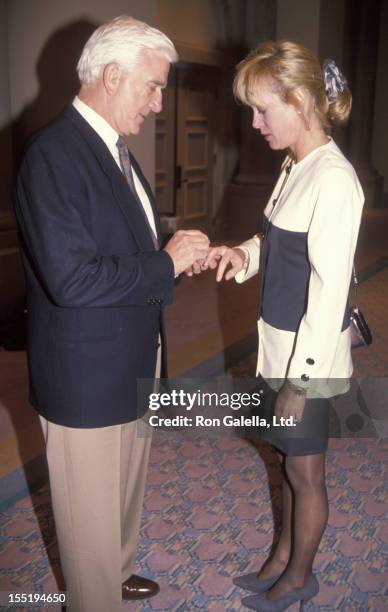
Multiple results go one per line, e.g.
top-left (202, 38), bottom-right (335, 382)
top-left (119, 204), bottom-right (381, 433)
top-left (235, 235), bottom-right (261, 283)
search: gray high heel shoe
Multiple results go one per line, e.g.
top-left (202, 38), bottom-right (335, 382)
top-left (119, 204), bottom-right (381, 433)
top-left (241, 574), bottom-right (319, 611)
top-left (233, 572), bottom-right (281, 593)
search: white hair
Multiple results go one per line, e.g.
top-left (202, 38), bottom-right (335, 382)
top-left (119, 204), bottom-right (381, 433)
top-left (77, 15), bottom-right (178, 85)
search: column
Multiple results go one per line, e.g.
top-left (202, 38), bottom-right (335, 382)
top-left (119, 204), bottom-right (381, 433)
top-left (343, 0), bottom-right (382, 206)
top-left (0, 0), bottom-right (13, 222)
top-left (234, 0), bottom-right (279, 185)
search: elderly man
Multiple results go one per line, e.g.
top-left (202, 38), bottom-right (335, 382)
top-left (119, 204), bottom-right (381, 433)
top-left (13, 16), bottom-right (209, 612)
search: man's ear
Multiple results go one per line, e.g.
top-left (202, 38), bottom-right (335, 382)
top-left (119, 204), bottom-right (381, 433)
top-left (102, 63), bottom-right (121, 95)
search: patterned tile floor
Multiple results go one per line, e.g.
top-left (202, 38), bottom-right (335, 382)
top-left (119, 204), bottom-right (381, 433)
top-left (1, 269), bottom-right (387, 611)
top-left (0, 434), bottom-right (387, 611)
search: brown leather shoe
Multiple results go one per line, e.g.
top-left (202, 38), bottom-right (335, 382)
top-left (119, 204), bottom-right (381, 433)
top-left (122, 574), bottom-right (160, 600)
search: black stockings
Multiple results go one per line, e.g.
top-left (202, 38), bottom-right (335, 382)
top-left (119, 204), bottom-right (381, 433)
top-left (259, 452), bottom-right (328, 599)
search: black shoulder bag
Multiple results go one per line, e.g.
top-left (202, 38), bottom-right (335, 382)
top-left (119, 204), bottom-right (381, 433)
top-left (349, 266), bottom-right (372, 348)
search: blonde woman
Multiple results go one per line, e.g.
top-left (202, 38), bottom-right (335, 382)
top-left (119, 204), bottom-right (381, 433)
top-left (204, 41), bottom-right (364, 610)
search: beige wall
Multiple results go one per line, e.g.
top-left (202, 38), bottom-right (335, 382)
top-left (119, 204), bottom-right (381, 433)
top-left (277, 0), bottom-right (321, 55)
top-left (1, 0), bottom-right (241, 222)
top-left (157, 0), bottom-right (219, 50)
top-left (6, 0), bottom-right (157, 184)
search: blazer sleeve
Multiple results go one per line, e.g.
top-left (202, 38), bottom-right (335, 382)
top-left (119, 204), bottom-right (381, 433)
top-left (286, 166), bottom-right (364, 384)
top-left (13, 141), bottom-right (175, 308)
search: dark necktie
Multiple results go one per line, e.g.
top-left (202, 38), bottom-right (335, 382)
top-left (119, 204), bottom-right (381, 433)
top-left (116, 136), bottom-right (159, 249)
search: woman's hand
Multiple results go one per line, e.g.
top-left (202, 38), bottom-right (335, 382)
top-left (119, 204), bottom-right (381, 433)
top-left (202, 246), bottom-right (246, 281)
top-left (274, 380), bottom-right (307, 424)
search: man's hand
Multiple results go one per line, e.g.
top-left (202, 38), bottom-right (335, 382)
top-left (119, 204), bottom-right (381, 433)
top-left (201, 246), bottom-right (246, 281)
top-left (274, 380), bottom-right (307, 424)
top-left (164, 230), bottom-right (210, 276)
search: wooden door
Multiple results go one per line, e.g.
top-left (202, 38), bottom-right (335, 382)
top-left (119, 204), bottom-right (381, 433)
top-left (155, 66), bottom-right (217, 234)
top-left (175, 68), bottom-right (215, 232)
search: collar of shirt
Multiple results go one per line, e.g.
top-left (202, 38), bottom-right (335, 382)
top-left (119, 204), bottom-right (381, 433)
top-left (72, 96), bottom-right (121, 168)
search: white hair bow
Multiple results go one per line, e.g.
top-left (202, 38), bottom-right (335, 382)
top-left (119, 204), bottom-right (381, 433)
top-left (323, 59), bottom-right (348, 103)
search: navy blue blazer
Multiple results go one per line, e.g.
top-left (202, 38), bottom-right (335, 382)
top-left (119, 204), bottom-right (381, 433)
top-left (13, 105), bottom-right (175, 427)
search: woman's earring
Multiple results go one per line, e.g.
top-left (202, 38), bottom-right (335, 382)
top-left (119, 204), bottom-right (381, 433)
top-left (297, 108), bottom-right (310, 130)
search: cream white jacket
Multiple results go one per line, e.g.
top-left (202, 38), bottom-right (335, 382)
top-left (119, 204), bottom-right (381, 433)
top-left (236, 139), bottom-right (364, 398)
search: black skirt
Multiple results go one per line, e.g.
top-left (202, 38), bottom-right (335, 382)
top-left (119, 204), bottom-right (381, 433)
top-left (251, 378), bottom-right (330, 456)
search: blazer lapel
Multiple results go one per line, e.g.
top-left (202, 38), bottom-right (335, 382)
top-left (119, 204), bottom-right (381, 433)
top-left (64, 106), bottom-right (157, 252)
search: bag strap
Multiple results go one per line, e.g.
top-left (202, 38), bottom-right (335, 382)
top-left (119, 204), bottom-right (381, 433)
top-left (352, 264), bottom-right (358, 287)
top-left (351, 264), bottom-right (360, 303)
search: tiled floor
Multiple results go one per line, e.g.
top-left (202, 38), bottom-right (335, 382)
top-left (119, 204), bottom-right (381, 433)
top-left (1, 435), bottom-right (387, 611)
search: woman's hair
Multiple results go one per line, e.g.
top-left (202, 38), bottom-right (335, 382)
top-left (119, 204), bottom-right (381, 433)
top-left (77, 15), bottom-right (178, 85)
top-left (233, 40), bottom-right (351, 131)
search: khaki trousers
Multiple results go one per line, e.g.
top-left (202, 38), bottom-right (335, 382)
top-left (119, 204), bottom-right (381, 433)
top-left (39, 415), bottom-right (152, 612)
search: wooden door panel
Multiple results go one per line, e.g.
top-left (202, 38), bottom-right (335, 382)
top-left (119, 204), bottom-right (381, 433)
top-left (155, 71), bottom-right (176, 215)
top-left (184, 181), bottom-right (207, 218)
top-left (187, 131), bottom-right (208, 166)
